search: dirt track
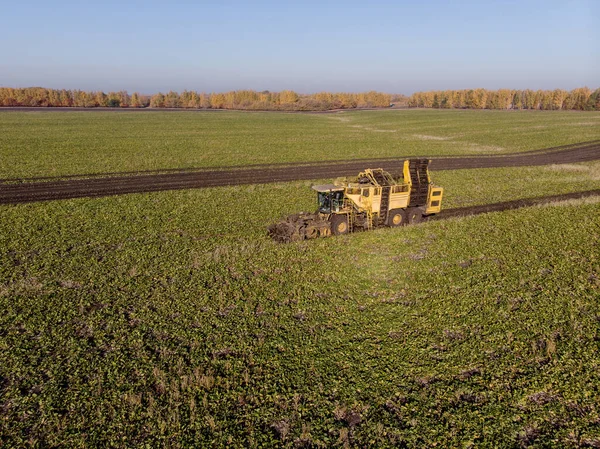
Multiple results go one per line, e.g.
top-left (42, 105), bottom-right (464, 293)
top-left (1, 140), bottom-right (599, 205)
top-left (429, 188), bottom-right (600, 221)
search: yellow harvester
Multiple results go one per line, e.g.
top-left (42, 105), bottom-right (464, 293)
top-left (268, 159), bottom-right (443, 242)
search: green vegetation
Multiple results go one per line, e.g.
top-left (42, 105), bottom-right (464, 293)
top-left (1, 109), bottom-right (599, 179)
top-left (2, 162), bottom-right (600, 447)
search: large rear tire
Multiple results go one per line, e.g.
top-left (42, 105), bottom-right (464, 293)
top-left (407, 207), bottom-right (423, 225)
top-left (331, 214), bottom-right (349, 235)
top-left (387, 209), bottom-right (407, 227)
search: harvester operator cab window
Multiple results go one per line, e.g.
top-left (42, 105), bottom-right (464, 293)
top-left (318, 191), bottom-right (331, 213)
top-left (317, 190), bottom-right (344, 213)
top-left (331, 191), bottom-right (344, 212)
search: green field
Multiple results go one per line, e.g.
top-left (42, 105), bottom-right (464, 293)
top-left (2, 142), bottom-right (600, 447)
top-left (1, 109), bottom-right (600, 179)
top-left (2, 110), bottom-right (600, 447)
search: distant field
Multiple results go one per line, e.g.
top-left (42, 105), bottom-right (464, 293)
top-left (1, 109), bottom-right (599, 179)
top-left (2, 162), bottom-right (600, 446)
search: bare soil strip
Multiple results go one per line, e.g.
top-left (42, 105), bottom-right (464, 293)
top-left (428, 188), bottom-right (600, 221)
top-left (1, 141), bottom-right (599, 205)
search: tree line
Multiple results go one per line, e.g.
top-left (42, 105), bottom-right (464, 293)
top-left (4, 86), bottom-right (598, 111)
top-left (408, 87), bottom-right (600, 111)
top-left (0, 87), bottom-right (391, 110)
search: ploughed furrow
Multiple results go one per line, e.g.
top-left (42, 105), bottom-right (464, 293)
top-left (1, 140), bottom-right (599, 204)
top-left (428, 189), bottom-right (600, 221)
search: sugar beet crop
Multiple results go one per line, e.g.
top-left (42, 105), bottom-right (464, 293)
top-left (1, 164), bottom-right (600, 446)
top-left (2, 110), bottom-right (600, 446)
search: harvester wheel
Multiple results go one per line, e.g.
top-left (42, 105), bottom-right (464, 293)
top-left (407, 207), bottom-right (423, 225)
top-left (387, 209), bottom-right (407, 227)
top-left (331, 214), bottom-right (349, 235)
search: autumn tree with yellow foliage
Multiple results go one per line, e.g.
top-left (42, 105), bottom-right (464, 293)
top-left (408, 87), bottom-right (598, 111)
top-left (0, 87), bottom-right (391, 111)
top-left (3, 86), bottom-right (595, 111)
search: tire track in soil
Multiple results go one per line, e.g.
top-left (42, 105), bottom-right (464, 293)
top-left (1, 140), bottom-right (600, 205)
top-left (427, 189), bottom-right (600, 222)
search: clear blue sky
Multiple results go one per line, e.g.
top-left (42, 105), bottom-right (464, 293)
top-left (1, 0), bottom-right (598, 94)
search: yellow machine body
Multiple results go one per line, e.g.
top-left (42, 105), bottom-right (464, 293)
top-left (268, 159), bottom-right (444, 242)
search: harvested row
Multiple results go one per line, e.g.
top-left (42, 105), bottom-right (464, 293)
top-left (429, 188), bottom-right (600, 220)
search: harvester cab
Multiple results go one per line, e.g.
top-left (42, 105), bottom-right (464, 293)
top-left (268, 159), bottom-right (444, 243)
top-left (313, 185), bottom-right (345, 214)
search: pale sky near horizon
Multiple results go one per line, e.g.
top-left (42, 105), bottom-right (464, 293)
top-left (1, 0), bottom-right (598, 94)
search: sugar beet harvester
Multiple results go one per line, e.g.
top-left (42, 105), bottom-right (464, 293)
top-left (268, 159), bottom-right (444, 243)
